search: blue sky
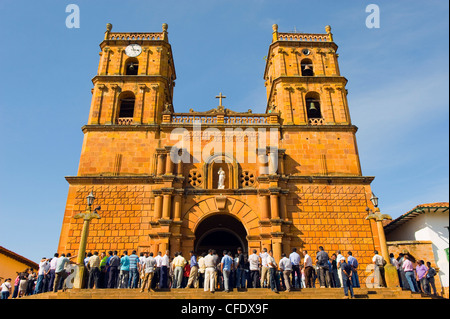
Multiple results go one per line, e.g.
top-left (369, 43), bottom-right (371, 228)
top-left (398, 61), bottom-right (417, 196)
top-left (0, 0), bottom-right (448, 263)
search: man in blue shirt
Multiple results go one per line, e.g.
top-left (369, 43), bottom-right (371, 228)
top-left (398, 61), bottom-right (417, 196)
top-left (128, 250), bottom-right (141, 288)
top-left (289, 248), bottom-right (301, 288)
top-left (221, 250), bottom-right (234, 292)
top-left (119, 251), bottom-right (130, 288)
top-left (186, 251), bottom-right (199, 288)
top-left (340, 258), bottom-right (354, 299)
top-left (347, 251), bottom-right (360, 288)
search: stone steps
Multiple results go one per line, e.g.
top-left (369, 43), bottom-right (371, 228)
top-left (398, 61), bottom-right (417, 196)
top-left (24, 287), bottom-right (434, 300)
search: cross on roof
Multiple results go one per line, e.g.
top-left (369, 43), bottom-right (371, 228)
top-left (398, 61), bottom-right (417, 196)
top-left (215, 92), bottom-right (226, 107)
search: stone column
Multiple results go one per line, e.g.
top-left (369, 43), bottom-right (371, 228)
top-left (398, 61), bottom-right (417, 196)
top-left (162, 193), bottom-right (172, 220)
top-left (270, 191), bottom-right (280, 219)
top-left (173, 192), bottom-right (182, 221)
top-left (279, 192), bottom-right (288, 220)
top-left (366, 209), bottom-right (400, 288)
top-left (164, 146), bottom-right (173, 175)
top-left (272, 239), bottom-right (282, 265)
top-left (259, 193), bottom-right (270, 220)
top-left (156, 148), bottom-right (166, 176)
top-left (153, 193), bottom-right (163, 220)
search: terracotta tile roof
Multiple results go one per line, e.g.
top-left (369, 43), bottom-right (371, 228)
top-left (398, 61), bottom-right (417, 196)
top-left (0, 246), bottom-right (39, 270)
top-left (384, 202), bottom-right (449, 233)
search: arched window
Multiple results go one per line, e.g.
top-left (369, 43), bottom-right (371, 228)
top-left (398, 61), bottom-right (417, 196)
top-left (305, 92), bottom-right (322, 119)
top-left (301, 59), bottom-right (314, 76)
top-left (125, 58), bottom-right (139, 75)
top-left (117, 92), bottom-right (135, 124)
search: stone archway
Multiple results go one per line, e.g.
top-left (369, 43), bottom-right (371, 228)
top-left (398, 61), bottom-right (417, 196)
top-left (194, 214), bottom-right (248, 255)
top-left (180, 197), bottom-right (261, 254)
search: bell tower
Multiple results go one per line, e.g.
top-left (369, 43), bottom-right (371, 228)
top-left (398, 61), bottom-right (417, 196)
top-left (88, 23), bottom-right (176, 127)
top-left (264, 25), bottom-right (350, 126)
top-left (77, 23), bottom-right (176, 177)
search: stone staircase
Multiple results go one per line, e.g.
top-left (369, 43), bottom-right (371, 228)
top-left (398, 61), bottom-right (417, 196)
top-left (24, 287), bottom-right (435, 299)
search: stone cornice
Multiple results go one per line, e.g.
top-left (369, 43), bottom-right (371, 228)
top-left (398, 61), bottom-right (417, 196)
top-left (65, 175), bottom-right (156, 185)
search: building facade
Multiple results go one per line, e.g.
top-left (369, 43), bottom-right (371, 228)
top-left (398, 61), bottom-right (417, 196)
top-left (58, 23), bottom-right (382, 286)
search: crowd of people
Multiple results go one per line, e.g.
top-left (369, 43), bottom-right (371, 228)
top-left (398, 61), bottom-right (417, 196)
top-left (0, 246), bottom-right (439, 299)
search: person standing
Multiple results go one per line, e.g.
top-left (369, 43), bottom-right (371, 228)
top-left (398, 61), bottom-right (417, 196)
top-left (248, 249), bottom-right (260, 289)
top-left (159, 250), bottom-right (170, 289)
top-left (47, 253), bottom-right (59, 292)
top-left (107, 251), bottom-right (120, 289)
top-left (336, 250), bottom-right (345, 287)
top-left (347, 251), bottom-right (360, 288)
top-left (372, 250), bottom-right (386, 288)
top-left (316, 246), bottom-right (330, 288)
top-left (340, 257), bottom-right (354, 299)
top-left (34, 257), bottom-right (49, 294)
top-left (289, 248), bottom-right (301, 289)
top-left (204, 249), bottom-right (216, 293)
top-left (53, 253), bottom-right (76, 292)
top-left (267, 250), bottom-right (278, 293)
top-left (128, 250), bottom-right (141, 289)
top-left (329, 254), bottom-right (339, 288)
top-left (416, 260), bottom-right (430, 294)
top-left (152, 251), bottom-right (162, 290)
top-left (1, 279), bottom-right (12, 299)
top-left (402, 255), bottom-right (418, 293)
top-left (426, 261), bottom-right (437, 295)
top-left (140, 252), bottom-right (156, 292)
top-left (196, 252), bottom-right (206, 289)
top-left (186, 251), bottom-right (199, 288)
top-left (221, 250), bottom-right (234, 292)
top-left (303, 250), bottom-right (313, 288)
top-left (279, 253), bottom-right (293, 292)
top-left (87, 251), bottom-right (101, 289)
top-left (259, 248), bottom-right (270, 288)
top-left (119, 251), bottom-right (130, 288)
top-left (235, 247), bottom-right (246, 289)
top-left (172, 252), bottom-right (187, 288)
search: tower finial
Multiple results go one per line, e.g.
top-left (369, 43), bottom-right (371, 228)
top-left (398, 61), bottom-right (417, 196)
top-left (105, 23), bottom-right (113, 40)
top-left (325, 25), bottom-right (333, 42)
top-left (272, 24), bottom-right (279, 43)
top-left (162, 23), bottom-right (169, 42)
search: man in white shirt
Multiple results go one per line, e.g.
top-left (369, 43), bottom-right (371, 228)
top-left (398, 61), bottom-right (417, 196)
top-left (289, 248), bottom-right (301, 288)
top-left (267, 250), bottom-right (278, 293)
top-left (279, 253), bottom-right (293, 292)
top-left (152, 252), bottom-right (162, 290)
top-left (203, 249), bottom-right (216, 293)
top-left (159, 250), bottom-right (170, 289)
top-left (303, 250), bottom-right (313, 288)
top-left (372, 250), bottom-right (386, 288)
top-left (259, 248), bottom-right (270, 288)
top-left (197, 253), bottom-right (206, 289)
top-left (34, 257), bottom-right (50, 294)
top-left (47, 253), bottom-right (59, 292)
top-left (140, 252), bottom-right (156, 292)
top-left (336, 250), bottom-right (345, 287)
top-left (248, 249), bottom-right (260, 288)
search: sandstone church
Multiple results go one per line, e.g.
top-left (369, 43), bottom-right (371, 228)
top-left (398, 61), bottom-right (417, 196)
top-left (57, 23), bottom-right (382, 286)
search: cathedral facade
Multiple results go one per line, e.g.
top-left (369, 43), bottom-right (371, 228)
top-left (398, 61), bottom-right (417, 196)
top-left (58, 23), bottom-right (382, 286)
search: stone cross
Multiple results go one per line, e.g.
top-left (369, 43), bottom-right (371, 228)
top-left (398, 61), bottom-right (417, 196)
top-left (215, 92), bottom-right (226, 107)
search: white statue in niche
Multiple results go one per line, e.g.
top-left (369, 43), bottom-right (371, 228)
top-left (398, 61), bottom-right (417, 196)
top-left (217, 167), bottom-right (226, 189)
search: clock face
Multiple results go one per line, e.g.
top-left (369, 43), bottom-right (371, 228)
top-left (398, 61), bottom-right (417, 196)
top-left (125, 44), bottom-right (142, 57)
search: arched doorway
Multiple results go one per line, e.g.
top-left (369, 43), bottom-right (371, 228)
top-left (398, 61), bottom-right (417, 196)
top-left (194, 214), bottom-right (248, 256)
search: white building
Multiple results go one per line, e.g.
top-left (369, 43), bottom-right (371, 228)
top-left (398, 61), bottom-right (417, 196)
top-left (384, 202), bottom-right (449, 294)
